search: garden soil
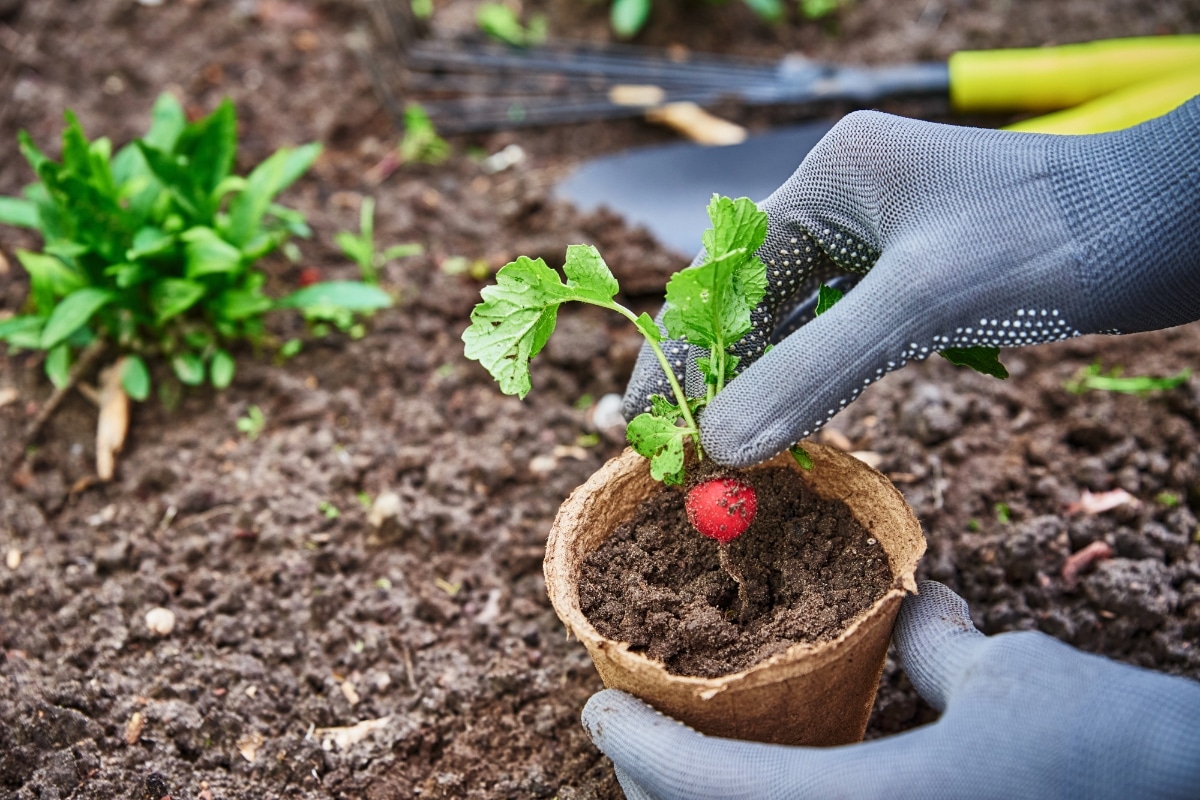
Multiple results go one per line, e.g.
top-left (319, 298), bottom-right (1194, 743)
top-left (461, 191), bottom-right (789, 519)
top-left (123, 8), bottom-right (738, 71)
top-left (1, 1), bottom-right (1199, 798)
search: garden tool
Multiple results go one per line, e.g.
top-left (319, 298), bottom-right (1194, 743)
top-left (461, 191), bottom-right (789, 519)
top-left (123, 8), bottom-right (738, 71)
top-left (554, 37), bottom-right (1200, 255)
top-left (400, 35), bottom-right (1200, 133)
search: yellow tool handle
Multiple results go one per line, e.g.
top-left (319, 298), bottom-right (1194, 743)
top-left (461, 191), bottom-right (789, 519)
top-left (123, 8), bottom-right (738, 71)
top-left (1003, 69), bottom-right (1200, 134)
top-left (949, 36), bottom-right (1200, 112)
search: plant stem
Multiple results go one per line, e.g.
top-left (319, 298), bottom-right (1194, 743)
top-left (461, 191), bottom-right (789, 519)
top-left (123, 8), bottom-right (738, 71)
top-left (719, 544), bottom-right (749, 622)
top-left (609, 303), bottom-right (703, 460)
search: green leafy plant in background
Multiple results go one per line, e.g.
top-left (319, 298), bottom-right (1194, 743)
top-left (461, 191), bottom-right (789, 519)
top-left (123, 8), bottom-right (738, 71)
top-left (398, 104), bottom-right (449, 166)
top-left (0, 93), bottom-right (392, 399)
top-left (336, 197), bottom-right (423, 286)
top-left (1064, 363), bottom-right (1192, 396)
top-left (477, 3), bottom-right (547, 46)
top-left (799, 0), bottom-right (850, 19)
top-left (609, 0), bottom-right (853, 38)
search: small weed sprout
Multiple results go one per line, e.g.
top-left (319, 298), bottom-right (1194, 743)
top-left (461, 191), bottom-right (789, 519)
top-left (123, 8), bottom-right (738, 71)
top-left (237, 404), bottom-right (265, 440)
top-left (335, 197), bottom-right (423, 286)
top-left (398, 104), bottom-right (449, 166)
top-left (1155, 491), bottom-right (1181, 508)
top-left (1065, 363), bottom-right (1191, 395)
top-left (477, 3), bottom-right (547, 46)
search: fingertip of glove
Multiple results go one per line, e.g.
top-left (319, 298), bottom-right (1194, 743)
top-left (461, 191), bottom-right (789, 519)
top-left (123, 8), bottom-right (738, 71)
top-left (581, 689), bottom-right (639, 735)
top-left (903, 581), bottom-right (975, 627)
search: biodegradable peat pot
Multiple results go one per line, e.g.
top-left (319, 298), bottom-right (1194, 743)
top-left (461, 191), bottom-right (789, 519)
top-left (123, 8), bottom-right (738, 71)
top-left (545, 441), bottom-right (925, 747)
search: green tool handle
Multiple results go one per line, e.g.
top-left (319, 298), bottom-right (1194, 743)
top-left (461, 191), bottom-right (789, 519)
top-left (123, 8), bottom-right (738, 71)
top-left (949, 36), bottom-right (1200, 113)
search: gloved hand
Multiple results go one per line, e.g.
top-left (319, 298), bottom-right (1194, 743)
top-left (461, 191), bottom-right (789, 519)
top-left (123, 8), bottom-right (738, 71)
top-left (583, 581), bottom-right (1200, 800)
top-left (624, 98), bottom-right (1200, 467)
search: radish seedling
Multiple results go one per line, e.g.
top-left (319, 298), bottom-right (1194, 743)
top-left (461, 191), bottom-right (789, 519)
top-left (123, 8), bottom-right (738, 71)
top-left (465, 194), bottom-right (770, 555)
top-left (464, 194), bottom-right (766, 487)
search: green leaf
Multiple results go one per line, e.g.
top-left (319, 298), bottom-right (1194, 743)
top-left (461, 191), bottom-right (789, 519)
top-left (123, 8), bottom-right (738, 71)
top-left (121, 355), bottom-right (151, 401)
top-left (151, 278), bottom-right (207, 324)
top-left (45, 344), bottom-right (71, 388)
top-left (562, 244), bottom-right (621, 303)
top-left (381, 243), bottom-right (423, 261)
top-left (741, 0), bottom-right (783, 21)
top-left (104, 262), bottom-right (152, 290)
top-left (17, 129), bottom-right (50, 175)
top-left (663, 196), bottom-right (767, 350)
top-left (16, 250), bottom-right (87, 312)
top-left (626, 412), bottom-right (687, 484)
top-left (20, 183), bottom-right (68, 245)
top-left (461, 250), bottom-right (621, 399)
top-left (135, 142), bottom-right (201, 219)
top-left (0, 315), bottom-right (44, 348)
top-left (1065, 363), bottom-right (1190, 395)
top-left (336, 231), bottom-right (373, 272)
top-left (266, 203), bottom-right (312, 238)
top-left (649, 394), bottom-right (683, 420)
top-left (212, 289), bottom-right (273, 321)
top-left (277, 281), bottom-right (393, 312)
top-left (126, 226), bottom-right (176, 260)
top-left (223, 143), bottom-right (321, 247)
top-left (801, 0), bottom-right (843, 19)
top-left (0, 196), bottom-right (39, 228)
top-left (815, 283), bottom-right (844, 316)
top-left (182, 226), bottom-right (243, 278)
top-left (700, 195), bottom-right (768, 265)
top-left (610, 0), bottom-right (651, 37)
top-left (634, 312), bottom-right (662, 343)
top-left (696, 352), bottom-right (740, 386)
top-left (477, 3), bottom-right (544, 46)
top-left (60, 111), bottom-right (92, 176)
top-left (174, 98), bottom-right (237, 199)
top-left (789, 445), bottom-right (814, 470)
top-left (143, 93), bottom-right (187, 152)
top-left (87, 137), bottom-right (118, 200)
top-left (171, 352), bottom-right (205, 386)
top-left (399, 104), bottom-right (449, 165)
top-left (40, 287), bottom-right (114, 349)
top-left (939, 346), bottom-right (1009, 379)
top-left (210, 349), bottom-right (235, 389)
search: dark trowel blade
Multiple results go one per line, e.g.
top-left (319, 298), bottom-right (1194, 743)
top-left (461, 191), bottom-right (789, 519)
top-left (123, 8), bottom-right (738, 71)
top-left (555, 120), bottom-right (837, 257)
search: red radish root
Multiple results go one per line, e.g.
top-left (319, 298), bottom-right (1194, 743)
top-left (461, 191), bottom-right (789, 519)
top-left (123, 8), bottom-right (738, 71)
top-left (686, 478), bottom-right (758, 543)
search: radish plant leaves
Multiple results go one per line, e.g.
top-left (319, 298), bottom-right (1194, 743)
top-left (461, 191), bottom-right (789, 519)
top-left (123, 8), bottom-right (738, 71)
top-left (464, 196), bottom-right (773, 483)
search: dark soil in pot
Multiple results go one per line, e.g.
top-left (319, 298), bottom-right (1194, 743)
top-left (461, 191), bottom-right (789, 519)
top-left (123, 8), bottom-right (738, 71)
top-left (580, 465), bottom-right (892, 677)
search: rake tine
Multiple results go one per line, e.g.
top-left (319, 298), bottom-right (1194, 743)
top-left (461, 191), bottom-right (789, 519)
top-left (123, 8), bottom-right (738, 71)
top-left (406, 42), bottom-right (779, 86)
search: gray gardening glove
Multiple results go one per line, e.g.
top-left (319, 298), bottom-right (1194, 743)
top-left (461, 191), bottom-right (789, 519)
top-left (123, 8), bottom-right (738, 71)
top-left (583, 581), bottom-right (1200, 800)
top-left (624, 99), bottom-right (1200, 466)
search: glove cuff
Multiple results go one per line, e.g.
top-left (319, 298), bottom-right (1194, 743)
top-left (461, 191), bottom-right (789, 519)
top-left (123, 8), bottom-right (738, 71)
top-left (1054, 97), bottom-right (1200, 333)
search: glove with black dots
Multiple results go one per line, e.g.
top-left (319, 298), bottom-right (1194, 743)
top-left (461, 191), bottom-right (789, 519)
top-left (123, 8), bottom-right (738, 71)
top-left (624, 98), bottom-right (1200, 467)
